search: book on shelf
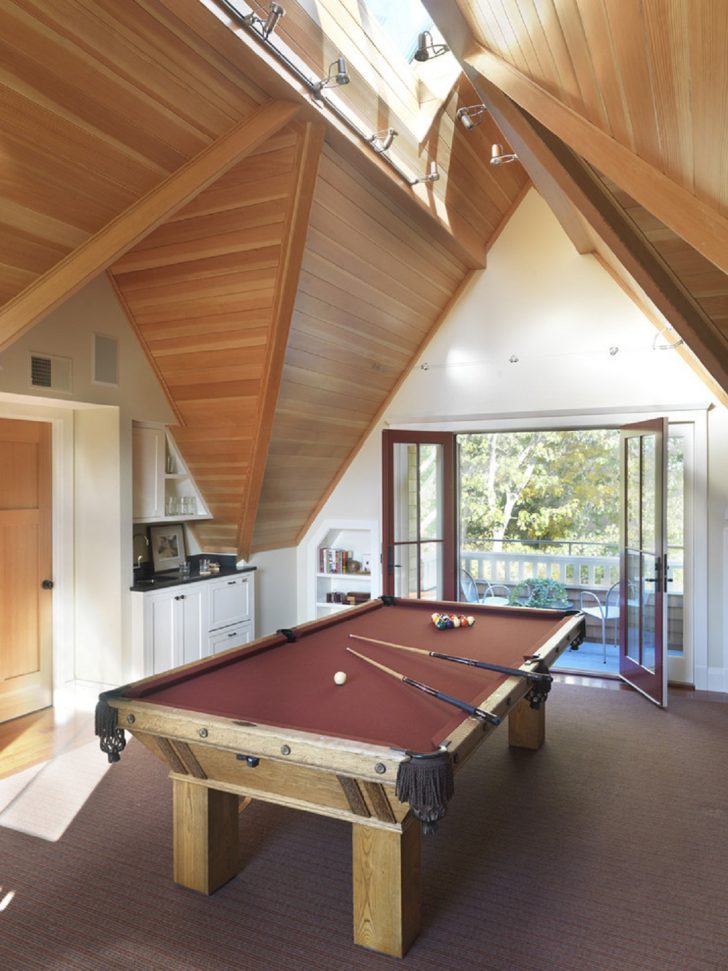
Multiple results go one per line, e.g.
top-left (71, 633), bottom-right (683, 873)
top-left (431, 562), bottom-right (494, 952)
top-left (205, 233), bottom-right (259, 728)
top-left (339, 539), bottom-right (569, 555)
top-left (345, 591), bottom-right (370, 605)
top-left (319, 546), bottom-right (349, 574)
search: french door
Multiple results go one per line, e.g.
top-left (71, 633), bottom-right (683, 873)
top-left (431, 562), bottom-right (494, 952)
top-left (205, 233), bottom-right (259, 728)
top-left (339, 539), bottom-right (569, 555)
top-left (382, 431), bottom-right (456, 601)
top-left (619, 418), bottom-right (668, 706)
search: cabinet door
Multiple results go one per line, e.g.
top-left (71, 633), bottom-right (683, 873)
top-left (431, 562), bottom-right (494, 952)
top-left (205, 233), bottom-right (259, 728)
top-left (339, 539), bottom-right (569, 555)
top-left (178, 586), bottom-right (207, 665)
top-left (208, 575), bottom-right (251, 630)
top-left (133, 425), bottom-right (165, 520)
top-left (145, 590), bottom-right (176, 674)
top-left (144, 584), bottom-right (208, 674)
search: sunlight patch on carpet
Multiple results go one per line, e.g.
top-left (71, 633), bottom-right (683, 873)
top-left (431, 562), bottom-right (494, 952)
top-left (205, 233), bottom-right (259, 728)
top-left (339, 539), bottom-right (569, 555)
top-left (0, 740), bottom-right (110, 842)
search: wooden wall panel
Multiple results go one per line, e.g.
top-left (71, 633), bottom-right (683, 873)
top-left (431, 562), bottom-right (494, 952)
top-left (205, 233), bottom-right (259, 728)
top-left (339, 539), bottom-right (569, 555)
top-left (0, 0), bottom-right (265, 311)
top-left (602, 177), bottom-right (728, 340)
top-left (111, 126), bottom-right (315, 554)
top-left (251, 145), bottom-right (472, 552)
top-left (457, 0), bottom-right (727, 211)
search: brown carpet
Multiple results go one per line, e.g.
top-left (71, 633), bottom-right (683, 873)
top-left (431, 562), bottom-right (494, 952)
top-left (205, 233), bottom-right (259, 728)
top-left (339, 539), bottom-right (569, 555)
top-left (0, 684), bottom-right (727, 971)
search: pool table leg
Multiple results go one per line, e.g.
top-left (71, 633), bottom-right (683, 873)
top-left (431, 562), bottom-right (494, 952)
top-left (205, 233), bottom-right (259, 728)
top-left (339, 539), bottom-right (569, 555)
top-left (352, 816), bottom-right (422, 957)
top-left (508, 696), bottom-right (546, 750)
top-left (172, 779), bottom-right (241, 894)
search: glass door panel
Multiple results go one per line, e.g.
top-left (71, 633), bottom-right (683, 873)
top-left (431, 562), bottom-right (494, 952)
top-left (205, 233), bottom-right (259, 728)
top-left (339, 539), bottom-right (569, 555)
top-left (392, 444), bottom-right (418, 543)
top-left (383, 431), bottom-right (455, 601)
top-left (420, 541), bottom-right (443, 600)
top-left (619, 418), bottom-right (667, 706)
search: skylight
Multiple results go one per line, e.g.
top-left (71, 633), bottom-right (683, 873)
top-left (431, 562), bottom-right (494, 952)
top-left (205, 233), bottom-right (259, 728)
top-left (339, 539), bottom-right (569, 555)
top-left (365, 0), bottom-right (433, 61)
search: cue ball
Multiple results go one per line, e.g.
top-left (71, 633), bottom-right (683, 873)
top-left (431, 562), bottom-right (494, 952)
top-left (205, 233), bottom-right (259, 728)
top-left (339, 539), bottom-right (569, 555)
top-left (333, 670), bottom-right (347, 685)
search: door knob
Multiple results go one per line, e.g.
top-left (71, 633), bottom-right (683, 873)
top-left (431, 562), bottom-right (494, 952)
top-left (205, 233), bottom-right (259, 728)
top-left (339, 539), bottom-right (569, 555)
top-left (42, 579), bottom-right (54, 590)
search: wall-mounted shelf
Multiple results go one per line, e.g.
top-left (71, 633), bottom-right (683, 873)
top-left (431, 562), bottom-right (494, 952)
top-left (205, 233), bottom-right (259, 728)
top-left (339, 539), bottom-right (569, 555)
top-left (132, 423), bottom-right (211, 524)
top-left (308, 519), bottom-right (380, 620)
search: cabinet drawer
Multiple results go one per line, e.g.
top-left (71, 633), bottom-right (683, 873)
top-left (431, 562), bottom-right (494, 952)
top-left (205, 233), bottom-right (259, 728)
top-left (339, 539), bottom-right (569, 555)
top-left (209, 622), bottom-right (253, 654)
top-left (208, 574), bottom-right (251, 630)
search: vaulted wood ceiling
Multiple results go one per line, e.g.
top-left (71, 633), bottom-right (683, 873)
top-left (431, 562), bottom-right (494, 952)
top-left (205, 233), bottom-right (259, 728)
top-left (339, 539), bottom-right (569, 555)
top-left (0, 0), bottom-right (726, 557)
top-left (424, 0), bottom-right (728, 397)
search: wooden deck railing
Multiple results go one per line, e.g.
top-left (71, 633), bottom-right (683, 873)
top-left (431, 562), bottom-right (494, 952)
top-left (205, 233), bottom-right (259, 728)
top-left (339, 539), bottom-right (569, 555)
top-left (461, 548), bottom-right (684, 593)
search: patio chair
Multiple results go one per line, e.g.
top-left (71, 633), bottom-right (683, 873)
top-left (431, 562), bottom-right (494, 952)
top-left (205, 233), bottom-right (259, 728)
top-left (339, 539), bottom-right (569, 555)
top-left (579, 581), bottom-right (620, 663)
top-left (459, 568), bottom-right (481, 603)
top-left (482, 582), bottom-right (511, 606)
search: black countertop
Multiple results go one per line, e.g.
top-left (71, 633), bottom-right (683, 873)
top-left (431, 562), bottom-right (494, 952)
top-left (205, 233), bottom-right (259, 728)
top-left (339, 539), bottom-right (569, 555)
top-left (130, 564), bottom-right (256, 592)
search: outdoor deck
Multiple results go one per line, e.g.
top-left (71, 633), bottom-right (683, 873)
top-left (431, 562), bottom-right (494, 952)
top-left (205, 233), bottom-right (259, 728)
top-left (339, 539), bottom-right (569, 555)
top-left (460, 545), bottom-right (684, 674)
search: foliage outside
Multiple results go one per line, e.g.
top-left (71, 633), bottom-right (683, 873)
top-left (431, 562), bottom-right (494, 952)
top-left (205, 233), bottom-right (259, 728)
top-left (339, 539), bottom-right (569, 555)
top-left (459, 430), bottom-right (621, 555)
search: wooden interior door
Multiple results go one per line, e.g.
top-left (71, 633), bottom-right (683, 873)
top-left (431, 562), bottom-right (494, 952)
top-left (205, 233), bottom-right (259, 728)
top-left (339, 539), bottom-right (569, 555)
top-left (0, 418), bottom-right (53, 723)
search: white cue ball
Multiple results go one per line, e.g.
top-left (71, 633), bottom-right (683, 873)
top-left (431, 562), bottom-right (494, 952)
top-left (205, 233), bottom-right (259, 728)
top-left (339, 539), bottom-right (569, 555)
top-left (333, 670), bottom-right (347, 686)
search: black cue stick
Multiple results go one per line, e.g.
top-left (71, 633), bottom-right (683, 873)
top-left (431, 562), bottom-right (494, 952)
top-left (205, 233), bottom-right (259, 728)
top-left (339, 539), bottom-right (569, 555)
top-left (348, 633), bottom-right (552, 684)
top-left (346, 646), bottom-right (501, 726)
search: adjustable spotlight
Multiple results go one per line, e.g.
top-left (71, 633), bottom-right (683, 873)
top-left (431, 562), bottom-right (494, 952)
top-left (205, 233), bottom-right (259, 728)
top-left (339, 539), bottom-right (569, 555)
top-left (243, 2), bottom-right (285, 38)
top-left (368, 128), bottom-right (397, 154)
top-left (413, 160), bottom-right (440, 184)
top-left (413, 30), bottom-right (449, 62)
top-left (490, 142), bottom-right (518, 166)
top-left (456, 104), bottom-right (488, 129)
top-left (312, 57), bottom-right (350, 96)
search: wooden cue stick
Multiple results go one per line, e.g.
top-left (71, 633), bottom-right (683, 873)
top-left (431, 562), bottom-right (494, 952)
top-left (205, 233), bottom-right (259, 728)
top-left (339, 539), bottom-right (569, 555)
top-left (348, 633), bottom-right (551, 683)
top-left (345, 646), bottom-right (500, 725)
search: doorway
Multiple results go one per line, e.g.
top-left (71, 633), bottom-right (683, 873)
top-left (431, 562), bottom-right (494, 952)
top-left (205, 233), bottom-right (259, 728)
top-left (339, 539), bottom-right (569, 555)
top-left (458, 426), bottom-right (690, 683)
top-left (383, 416), bottom-right (698, 687)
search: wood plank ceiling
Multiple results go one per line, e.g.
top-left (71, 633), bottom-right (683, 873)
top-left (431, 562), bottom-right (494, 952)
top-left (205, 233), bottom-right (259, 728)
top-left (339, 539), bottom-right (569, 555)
top-left (0, 0), bottom-right (726, 557)
top-left (424, 0), bottom-right (728, 395)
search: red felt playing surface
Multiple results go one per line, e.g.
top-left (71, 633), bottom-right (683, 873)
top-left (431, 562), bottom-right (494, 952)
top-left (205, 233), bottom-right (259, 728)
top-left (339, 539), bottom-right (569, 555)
top-left (129, 599), bottom-right (574, 754)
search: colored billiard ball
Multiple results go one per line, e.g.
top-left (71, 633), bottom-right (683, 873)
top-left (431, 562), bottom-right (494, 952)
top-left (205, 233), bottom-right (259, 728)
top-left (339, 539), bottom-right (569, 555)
top-left (333, 671), bottom-right (347, 685)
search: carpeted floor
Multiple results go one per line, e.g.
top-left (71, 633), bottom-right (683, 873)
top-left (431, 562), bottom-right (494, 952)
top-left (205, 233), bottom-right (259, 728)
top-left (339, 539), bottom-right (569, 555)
top-left (0, 683), bottom-right (726, 971)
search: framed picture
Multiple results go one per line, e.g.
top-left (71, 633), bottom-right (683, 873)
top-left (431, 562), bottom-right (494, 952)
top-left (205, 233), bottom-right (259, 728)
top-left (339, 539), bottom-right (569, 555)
top-left (150, 523), bottom-right (186, 573)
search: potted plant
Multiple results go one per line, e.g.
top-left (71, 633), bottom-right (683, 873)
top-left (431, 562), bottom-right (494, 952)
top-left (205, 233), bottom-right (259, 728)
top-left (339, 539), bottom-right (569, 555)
top-left (509, 578), bottom-right (570, 609)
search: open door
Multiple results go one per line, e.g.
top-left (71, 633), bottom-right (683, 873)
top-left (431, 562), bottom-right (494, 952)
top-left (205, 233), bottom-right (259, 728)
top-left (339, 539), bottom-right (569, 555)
top-left (619, 418), bottom-right (668, 707)
top-left (382, 431), bottom-right (456, 601)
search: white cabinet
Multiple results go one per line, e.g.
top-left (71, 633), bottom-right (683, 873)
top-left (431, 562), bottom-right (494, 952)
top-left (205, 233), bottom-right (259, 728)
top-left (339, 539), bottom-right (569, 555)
top-left (132, 425), bottom-right (165, 521)
top-left (208, 573), bottom-right (254, 654)
top-left (209, 574), bottom-right (251, 630)
top-left (141, 584), bottom-right (207, 675)
top-left (132, 571), bottom-right (256, 675)
top-left (132, 422), bottom-right (210, 524)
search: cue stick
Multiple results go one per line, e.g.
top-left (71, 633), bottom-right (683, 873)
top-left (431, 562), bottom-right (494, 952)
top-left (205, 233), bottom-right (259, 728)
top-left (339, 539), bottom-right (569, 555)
top-left (346, 646), bottom-right (501, 726)
top-left (348, 634), bottom-right (552, 684)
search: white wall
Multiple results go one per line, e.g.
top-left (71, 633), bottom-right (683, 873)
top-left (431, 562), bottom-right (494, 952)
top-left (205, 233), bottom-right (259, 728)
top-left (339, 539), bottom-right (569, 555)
top-left (0, 274), bottom-right (175, 688)
top-left (297, 189), bottom-right (728, 687)
top-left (74, 408), bottom-right (123, 684)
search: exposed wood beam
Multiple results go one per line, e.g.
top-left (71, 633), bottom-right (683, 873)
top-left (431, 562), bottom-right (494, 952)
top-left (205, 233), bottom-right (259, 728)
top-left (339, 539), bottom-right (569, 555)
top-left (237, 120), bottom-right (326, 559)
top-left (422, 1), bottom-right (591, 255)
top-left (481, 85), bottom-right (728, 393)
top-left (462, 44), bottom-right (728, 279)
top-left (0, 100), bottom-right (300, 351)
top-left (423, 0), bottom-right (728, 395)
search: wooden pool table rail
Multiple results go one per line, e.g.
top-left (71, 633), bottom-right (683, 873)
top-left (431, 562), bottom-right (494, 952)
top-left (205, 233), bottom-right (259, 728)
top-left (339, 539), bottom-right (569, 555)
top-left (100, 605), bottom-right (584, 957)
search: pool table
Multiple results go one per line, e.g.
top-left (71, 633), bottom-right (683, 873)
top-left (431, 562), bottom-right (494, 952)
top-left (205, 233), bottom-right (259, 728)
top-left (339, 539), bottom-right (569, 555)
top-left (96, 596), bottom-right (583, 957)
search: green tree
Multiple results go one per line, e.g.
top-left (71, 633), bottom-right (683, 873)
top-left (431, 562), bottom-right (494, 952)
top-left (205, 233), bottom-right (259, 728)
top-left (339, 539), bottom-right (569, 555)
top-left (459, 430), bottom-right (620, 551)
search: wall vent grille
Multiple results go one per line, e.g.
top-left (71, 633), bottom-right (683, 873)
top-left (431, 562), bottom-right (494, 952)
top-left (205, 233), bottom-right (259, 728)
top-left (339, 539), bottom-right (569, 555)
top-left (29, 353), bottom-right (72, 393)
